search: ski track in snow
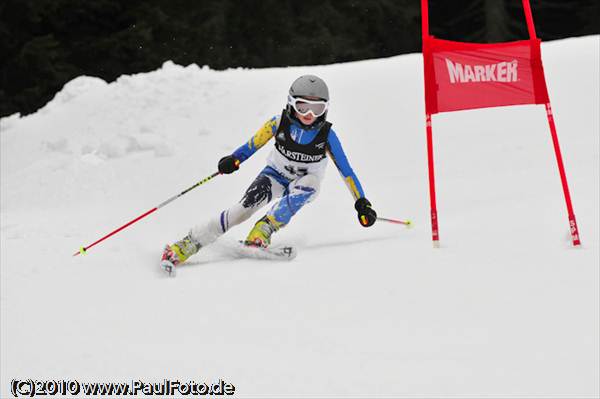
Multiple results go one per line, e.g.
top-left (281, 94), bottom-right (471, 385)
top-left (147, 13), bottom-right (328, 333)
top-left (1, 36), bottom-right (599, 397)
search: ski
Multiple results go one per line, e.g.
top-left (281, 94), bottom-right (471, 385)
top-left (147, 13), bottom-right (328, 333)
top-left (160, 244), bottom-right (178, 277)
top-left (233, 241), bottom-right (297, 261)
top-left (161, 259), bottom-right (176, 277)
top-left (160, 241), bottom-right (296, 276)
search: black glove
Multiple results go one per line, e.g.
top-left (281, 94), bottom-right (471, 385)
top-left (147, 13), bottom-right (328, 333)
top-left (218, 155), bottom-right (240, 174)
top-left (355, 197), bottom-right (377, 227)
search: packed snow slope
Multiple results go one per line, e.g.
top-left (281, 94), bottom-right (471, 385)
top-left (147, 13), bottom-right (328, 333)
top-left (1, 36), bottom-right (598, 398)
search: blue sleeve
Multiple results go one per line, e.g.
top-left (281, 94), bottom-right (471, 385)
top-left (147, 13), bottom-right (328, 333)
top-left (232, 116), bottom-right (279, 162)
top-left (327, 129), bottom-right (366, 200)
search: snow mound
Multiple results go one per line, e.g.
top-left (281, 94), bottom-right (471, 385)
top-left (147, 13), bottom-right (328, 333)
top-left (1, 36), bottom-right (598, 397)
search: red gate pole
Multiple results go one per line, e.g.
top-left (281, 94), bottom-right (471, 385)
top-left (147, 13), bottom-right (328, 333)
top-left (426, 114), bottom-right (440, 247)
top-left (421, 0), bottom-right (429, 38)
top-left (421, 0), bottom-right (440, 247)
top-left (544, 103), bottom-right (581, 246)
top-left (522, 0), bottom-right (581, 246)
top-left (521, 0), bottom-right (538, 39)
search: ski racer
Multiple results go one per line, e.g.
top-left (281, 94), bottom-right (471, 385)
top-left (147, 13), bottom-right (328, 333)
top-left (161, 74), bottom-right (377, 267)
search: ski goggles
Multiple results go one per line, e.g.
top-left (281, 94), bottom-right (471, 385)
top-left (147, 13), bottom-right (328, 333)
top-left (288, 95), bottom-right (329, 117)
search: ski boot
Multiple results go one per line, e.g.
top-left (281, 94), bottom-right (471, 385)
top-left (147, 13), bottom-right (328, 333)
top-left (244, 215), bottom-right (282, 248)
top-left (161, 234), bottom-right (200, 276)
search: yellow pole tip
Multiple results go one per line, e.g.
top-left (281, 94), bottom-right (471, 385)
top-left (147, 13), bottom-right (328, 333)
top-left (79, 247), bottom-right (86, 255)
top-left (406, 220), bottom-right (413, 228)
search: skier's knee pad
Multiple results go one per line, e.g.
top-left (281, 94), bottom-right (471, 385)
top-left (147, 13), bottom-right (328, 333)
top-left (240, 174), bottom-right (274, 209)
top-left (218, 174), bottom-right (280, 231)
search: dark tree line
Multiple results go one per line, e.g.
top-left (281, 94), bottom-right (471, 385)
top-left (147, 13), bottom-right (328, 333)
top-left (1, 0), bottom-right (598, 117)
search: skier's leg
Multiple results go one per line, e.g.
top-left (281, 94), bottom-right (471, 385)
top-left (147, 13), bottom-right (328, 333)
top-left (164, 170), bottom-right (285, 267)
top-left (269, 174), bottom-right (321, 224)
top-left (188, 168), bottom-right (286, 248)
top-left (245, 174), bottom-right (320, 246)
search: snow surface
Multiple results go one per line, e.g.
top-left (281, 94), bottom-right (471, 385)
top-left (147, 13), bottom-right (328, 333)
top-left (1, 36), bottom-right (598, 398)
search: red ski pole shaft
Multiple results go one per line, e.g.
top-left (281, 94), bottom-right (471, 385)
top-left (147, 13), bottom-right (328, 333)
top-left (378, 217), bottom-right (412, 226)
top-left (73, 171), bottom-right (221, 256)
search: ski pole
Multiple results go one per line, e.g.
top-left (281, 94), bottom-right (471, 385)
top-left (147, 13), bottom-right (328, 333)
top-left (378, 217), bottom-right (412, 227)
top-left (73, 171), bottom-right (221, 256)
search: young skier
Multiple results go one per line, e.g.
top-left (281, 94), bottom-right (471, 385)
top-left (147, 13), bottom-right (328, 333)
top-left (161, 75), bottom-right (377, 268)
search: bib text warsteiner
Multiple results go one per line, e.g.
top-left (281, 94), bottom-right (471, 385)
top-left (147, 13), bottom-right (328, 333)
top-left (276, 143), bottom-right (326, 162)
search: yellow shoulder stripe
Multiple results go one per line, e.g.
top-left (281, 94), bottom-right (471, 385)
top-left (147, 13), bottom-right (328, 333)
top-left (248, 117), bottom-right (278, 150)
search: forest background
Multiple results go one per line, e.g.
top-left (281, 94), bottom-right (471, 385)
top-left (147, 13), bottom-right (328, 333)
top-left (1, 0), bottom-right (598, 117)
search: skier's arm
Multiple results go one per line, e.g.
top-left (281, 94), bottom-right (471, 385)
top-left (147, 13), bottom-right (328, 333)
top-left (218, 116), bottom-right (279, 174)
top-left (326, 129), bottom-right (366, 200)
top-left (327, 130), bottom-right (377, 227)
top-left (233, 116), bottom-right (279, 162)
